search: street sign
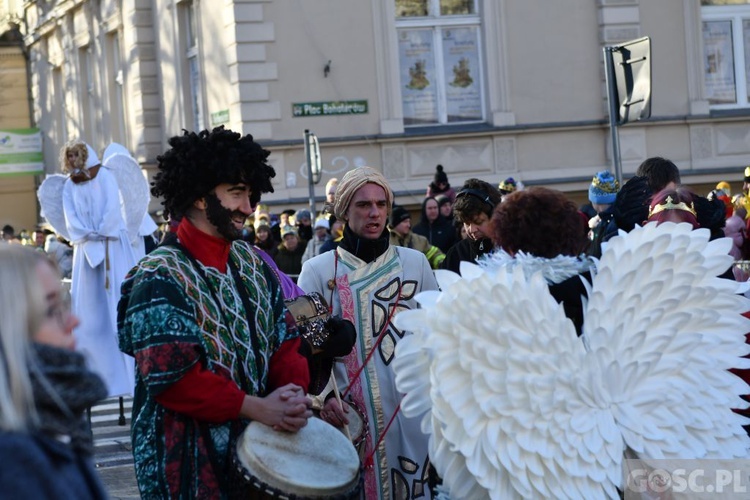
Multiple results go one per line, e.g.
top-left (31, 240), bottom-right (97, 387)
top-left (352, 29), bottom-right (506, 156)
top-left (609, 36), bottom-right (651, 125)
top-left (292, 100), bottom-right (368, 117)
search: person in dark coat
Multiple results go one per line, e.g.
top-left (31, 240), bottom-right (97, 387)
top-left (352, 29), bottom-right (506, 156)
top-left (425, 164), bottom-right (457, 202)
top-left (600, 157), bottom-right (682, 243)
top-left (412, 196), bottom-right (458, 254)
top-left (274, 225), bottom-right (306, 277)
top-left (441, 179), bottom-right (502, 274)
top-left (585, 171), bottom-right (619, 258)
top-left (0, 245), bottom-right (109, 499)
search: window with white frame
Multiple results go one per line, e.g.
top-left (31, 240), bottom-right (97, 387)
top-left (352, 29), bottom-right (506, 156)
top-left (106, 32), bottom-right (127, 144)
top-left (181, 1), bottom-right (204, 131)
top-left (701, 1), bottom-right (750, 108)
top-left (395, 0), bottom-right (484, 126)
top-left (79, 46), bottom-right (97, 144)
top-left (52, 66), bottom-right (67, 153)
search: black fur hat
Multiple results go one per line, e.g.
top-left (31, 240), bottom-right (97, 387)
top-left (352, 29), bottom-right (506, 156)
top-left (390, 205), bottom-right (411, 227)
top-left (433, 164), bottom-right (448, 185)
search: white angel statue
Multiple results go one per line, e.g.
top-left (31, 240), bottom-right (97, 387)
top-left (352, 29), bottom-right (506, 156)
top-left (37, 140), bottom-right (150, 397)
top-left (393, 187), bottom-right (750, 499)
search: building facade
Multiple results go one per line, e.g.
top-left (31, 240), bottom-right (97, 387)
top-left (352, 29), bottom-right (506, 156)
top-left (8, 0), bottom-right (750, 219)
top-left (0, 0), bottom-right (36, 232)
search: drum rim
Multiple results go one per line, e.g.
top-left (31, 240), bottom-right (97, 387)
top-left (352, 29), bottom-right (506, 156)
top-left (231, 446), bottom-right (363, 500)
top-left (235, 419), bottom-right (360, 497)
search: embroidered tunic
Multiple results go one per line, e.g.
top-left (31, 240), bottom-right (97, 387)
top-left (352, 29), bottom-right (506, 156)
top-left (118, 241), bottom-right (299, 499)
top-left (298, 245), bottom-right (438, 499)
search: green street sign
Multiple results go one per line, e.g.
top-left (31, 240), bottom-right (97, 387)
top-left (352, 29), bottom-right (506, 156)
top-left (292, 100), bottom-right (368, 117)
top-left (210, 109), bottom-right (230, 126)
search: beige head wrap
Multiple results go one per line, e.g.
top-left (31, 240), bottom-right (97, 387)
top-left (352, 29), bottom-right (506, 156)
top-left (334, 166), bottom-right (394, 220)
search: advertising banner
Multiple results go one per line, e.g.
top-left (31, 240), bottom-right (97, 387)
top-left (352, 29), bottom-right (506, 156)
top-left (0, 129), bottom-right (44, 176)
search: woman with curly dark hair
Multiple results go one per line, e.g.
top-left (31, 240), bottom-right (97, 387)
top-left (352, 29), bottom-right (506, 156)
top-left (483, 187), bottom-right (592, 335)
top-left (491, 187), bottom-right (589, 258)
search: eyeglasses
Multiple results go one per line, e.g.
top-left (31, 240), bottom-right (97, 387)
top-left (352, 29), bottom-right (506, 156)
top-left (45, 289), bottom-right (72, 328)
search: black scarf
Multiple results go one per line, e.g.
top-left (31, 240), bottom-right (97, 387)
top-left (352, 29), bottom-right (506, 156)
top-left (339, 225), bottom-right (390, 263)
top-left (29, 343), bottom-right (108, 455)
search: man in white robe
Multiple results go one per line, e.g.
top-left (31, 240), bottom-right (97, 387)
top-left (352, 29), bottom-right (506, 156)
top-left (61, 141), bottom-right (136, 397)
top-left (298, 167), bottom-right (438, 499)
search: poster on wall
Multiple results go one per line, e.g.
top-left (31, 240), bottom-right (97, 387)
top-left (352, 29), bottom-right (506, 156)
top-left (399, 29), bottom-right (438, 125)
top-left (703, 20), bottom-right (736, 105)
top-left (0, 129), bottom-right (44, 176)
top-left (442, 27), bottom-right (482, 122)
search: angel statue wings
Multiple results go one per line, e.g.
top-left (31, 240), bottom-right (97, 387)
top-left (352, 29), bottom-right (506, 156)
top-left (37, 140), bottom-right (152, 398)
top-left (393, 187), bottom-right (750, 499)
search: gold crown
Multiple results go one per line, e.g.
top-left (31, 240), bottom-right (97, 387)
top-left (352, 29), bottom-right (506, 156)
top-left (648, 195), bottom-right (696, 218)
top-left (591, 175), bottom-right (620, 193)
top-left (498, 179), bottom-right (517, 193)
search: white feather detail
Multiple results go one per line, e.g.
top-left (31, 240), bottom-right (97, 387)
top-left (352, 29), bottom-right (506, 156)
top-left (102, 143), bottom-right (150, 245)
top-left (393, 221), bottom-right (750, 499)
top-left (37, 174), bottom-right (71, 241)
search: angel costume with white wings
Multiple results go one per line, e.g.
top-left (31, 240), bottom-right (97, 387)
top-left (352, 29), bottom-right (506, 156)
top-left (38, 142), bottom-right (150, 397)
top-left (393, 222), bottom-right (750, 499)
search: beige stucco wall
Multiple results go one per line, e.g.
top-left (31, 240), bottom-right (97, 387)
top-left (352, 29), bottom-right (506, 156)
top-left (0, 45), bottom-right (37, 232)
top-left (12, 0), bottom-right (750, 219)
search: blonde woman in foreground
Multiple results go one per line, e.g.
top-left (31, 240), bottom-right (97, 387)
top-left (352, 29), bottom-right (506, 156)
top-left (0, 244), bottom-right (108, 499)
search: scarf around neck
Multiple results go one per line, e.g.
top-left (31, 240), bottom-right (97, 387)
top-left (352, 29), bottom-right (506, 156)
top-left (177, 217), bottom-right (232, 272)
top-left (29, 343), bottom-right (107, 455)
top-left (339, 224), bottom-right (390, 263)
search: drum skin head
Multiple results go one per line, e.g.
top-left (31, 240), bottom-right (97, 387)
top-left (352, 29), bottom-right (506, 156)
top-left (237, 417), bottom-right (360, 497)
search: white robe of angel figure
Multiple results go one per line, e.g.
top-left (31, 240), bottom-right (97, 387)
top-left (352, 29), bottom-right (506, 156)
top-left (63, 167), bottom-right (136, 397)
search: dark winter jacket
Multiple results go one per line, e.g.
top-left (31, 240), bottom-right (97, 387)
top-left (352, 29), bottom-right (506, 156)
top-left (412, 198), bottom-right (459, 253)
top-left (441, 237), bottom-right (493, 274)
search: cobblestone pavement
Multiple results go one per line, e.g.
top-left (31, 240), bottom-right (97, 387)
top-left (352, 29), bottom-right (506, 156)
top-left (91, 397), bottom-right (140, 499)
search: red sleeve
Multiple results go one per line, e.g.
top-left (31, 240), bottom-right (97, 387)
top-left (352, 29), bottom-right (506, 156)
top-left (268, 337), bottom-right (310, 392)
top-left (155, 364), bottom-right (246, 422)
top-left (730, 312), bottom-right (750, 419)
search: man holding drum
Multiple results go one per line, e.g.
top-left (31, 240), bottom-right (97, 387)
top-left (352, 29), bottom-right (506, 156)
top-left (298, 167), bottom-right (439, 499)
top-left (118, 127), bottom-right (349, 498)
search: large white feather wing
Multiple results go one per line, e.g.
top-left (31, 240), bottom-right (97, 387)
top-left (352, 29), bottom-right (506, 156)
top-left (393, 222), bottom-right (750, 499)
top-left (102, 143), bottom-right (149, 244)
top-left (394, 265), bottom-right (622, 499)
top-left (583, 222), bottom-right (750, 462)
top-left (37, 174), bottom-right (71, 241)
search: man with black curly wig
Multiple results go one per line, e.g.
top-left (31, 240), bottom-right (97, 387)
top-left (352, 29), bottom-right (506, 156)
top-left (117, 127), bottom-right (353, 498)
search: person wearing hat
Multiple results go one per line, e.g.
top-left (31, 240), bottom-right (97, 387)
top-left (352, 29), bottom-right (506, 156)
top-left (254, 221), bottom-right (278, 258)
top-left (389, 205), bottom-right (445, 269)
top-left (272, 208), bottom-right (296, 242)
top-left (498, 177), bottom-right (520, 199)
top-left (586, 171), bottom-right (619, 258)
top-left (298, 166), bottom-right (439, 499)
top-left (426, 164), bottom-right (457, 202)
top-left (59, 140), bottom-right (139, 399)
top-left (717, 181), bottom-right (732, 197)
top-left (744, 167), bottom-right (750, 196)
top-left (301, 218), bottom-right (331, 264)
top-left (295, 208), bottom-right (313, 241)
top-left (274, 224), bottom-right (306, 276)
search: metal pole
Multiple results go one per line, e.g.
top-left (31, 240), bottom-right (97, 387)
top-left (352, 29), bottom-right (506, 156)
top-left (304, 130), bottom-right (316, 218)
top-left (603, 46), bottom-right (623, 185)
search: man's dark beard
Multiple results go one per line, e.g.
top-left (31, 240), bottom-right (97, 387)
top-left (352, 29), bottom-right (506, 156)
top-left (205, 193), bottom-right (245, 241)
